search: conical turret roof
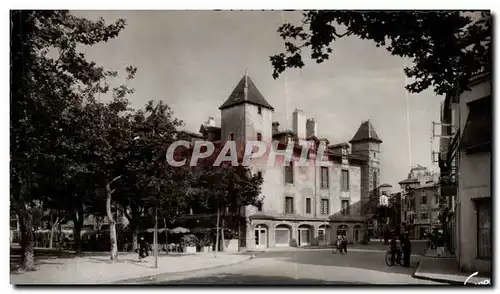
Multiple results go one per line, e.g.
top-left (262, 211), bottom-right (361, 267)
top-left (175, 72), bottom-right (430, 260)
top-left (219, 73), bottom-right (274, 111)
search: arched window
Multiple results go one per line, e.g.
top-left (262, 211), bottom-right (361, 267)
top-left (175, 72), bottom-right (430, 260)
top-left (337, 225), bottom-right (348, 237)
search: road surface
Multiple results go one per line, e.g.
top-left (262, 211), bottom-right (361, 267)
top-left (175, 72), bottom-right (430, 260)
top-left (149, 247), bottom-right (447, 285)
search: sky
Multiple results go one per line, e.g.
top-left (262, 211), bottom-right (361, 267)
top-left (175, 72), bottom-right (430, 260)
top-left (74, 10), bottom-right (444, 190)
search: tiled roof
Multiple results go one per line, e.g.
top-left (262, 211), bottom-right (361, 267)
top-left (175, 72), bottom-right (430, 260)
top-left (272, 130), bottom-right (297, 138)
top-left (199, 125), bottom-right (221, 134)
top-left (329, 142), bottom-right (350, 148)
top-left (178, 130), bottom-right (203, 139)
top-left (349, 120), bottom-right (382, 143)
top-left (219, 74), bottom-right (274, 111)
top-left (398, 178), bottom-right (419, 184)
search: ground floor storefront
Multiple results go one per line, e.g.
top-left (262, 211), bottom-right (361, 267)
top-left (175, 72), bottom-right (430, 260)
top-left (245, 218), bottom-right (366, 250)
top-left (456, 196), bottom-right (491, 275)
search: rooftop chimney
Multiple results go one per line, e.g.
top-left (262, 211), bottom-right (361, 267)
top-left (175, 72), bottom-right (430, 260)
top-left (206, 116), bottom-right (216, 127)
top-left (292, 109), bottom-right (306, 139)
top-left (272, 121), bottom-right (280, 134)
top-left (306, 118), bottom-right (317, 138)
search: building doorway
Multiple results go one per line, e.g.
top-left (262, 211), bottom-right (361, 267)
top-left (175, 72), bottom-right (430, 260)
top-left (353, 225), bottom-right (361, 243)
top-left (298, 225), bottom-right (312, 246)
top-left (254, 224), bottom-right (267, 249)
top-left (319, 224), bottom-right (331, 245)
top-left (275, 224), bottom-right (291, 247)
top-left (337, 225), bottom-right (348, 240)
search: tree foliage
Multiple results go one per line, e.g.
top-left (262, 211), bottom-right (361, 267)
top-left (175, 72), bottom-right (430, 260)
top-left (10, 10), bottom-right (128, 269)
top-left (270, 11), bottom-right (491, 96)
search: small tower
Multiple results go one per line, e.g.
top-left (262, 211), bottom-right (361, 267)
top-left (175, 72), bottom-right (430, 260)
top-left (349, 120), bottom-right (383, 215)
top-left (219, 72), bottom-right (274, 145)
top-left (218, 72), bottom-right (274, 250)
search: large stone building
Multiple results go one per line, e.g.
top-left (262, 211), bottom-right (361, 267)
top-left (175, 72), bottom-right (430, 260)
top-left (399, 165), bottom-right (441, 239)
top-left (186, 73), bottom-right (383, 250)
top-left (439, 72), bottom-right (491, 274)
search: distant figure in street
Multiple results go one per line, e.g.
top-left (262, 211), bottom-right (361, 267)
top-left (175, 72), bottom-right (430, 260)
top-left (138, 236), bottom-right (149, 261)
top-left (341, 235), bottom-right (348, 254)
top-left (401, 233), bottom-right (412, 267)
top-left (389, 235), bottom-right (400, 265)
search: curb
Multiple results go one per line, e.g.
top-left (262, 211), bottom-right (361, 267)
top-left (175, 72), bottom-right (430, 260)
top-left (411, 260), bottom-right (467, 286)
top-left (114, 252), bottom-right (259, 284)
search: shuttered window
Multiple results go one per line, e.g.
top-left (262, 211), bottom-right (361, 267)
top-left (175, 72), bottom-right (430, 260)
top-left (285, 162), bottom-right (294, 183)
top-left (320, 199), bottom-right (329, 215)
top-left (341, 170), bottom-right (349, 191)
top-left (320, 167), bottom-right (329, 188)
top-left (285, 197), bottom-right (294, 214)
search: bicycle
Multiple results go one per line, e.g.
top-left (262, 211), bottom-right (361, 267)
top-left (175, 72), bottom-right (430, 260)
top-left (385, 250), bottom-right (402, 266)
top-left (332, 241), bottom-right (346, 254)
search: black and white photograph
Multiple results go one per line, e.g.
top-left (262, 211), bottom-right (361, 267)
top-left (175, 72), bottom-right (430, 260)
top-left (8, 4), bottom-right (493, 287)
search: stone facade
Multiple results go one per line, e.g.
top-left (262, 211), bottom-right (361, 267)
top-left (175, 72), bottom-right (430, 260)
top-left (194, 73), bottom-right (383, 250)
top-left (452, 74), bottom-right (491, 274)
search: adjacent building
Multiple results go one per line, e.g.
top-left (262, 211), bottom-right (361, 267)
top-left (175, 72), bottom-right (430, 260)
top-left (184, 73), bottom-right (383, 250)
top-left (399, 165), bottom-right (440, 239)
top-left (388, 192), bottom-right (402, 232)
top-left (439, 72), bottom-right (491, 274)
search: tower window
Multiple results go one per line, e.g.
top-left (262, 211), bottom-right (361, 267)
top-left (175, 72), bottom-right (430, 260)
top-left (257, 133), bottom-right (262, 141)
top-left (341, 170), bottom-right (349, 191)
top-left (258, 106), bottom-right (262, 115)
top-left (341, 200), bottom-right (350, 215)
top-left (285, 197), bottom-right (294, 214)
top-left (285, 162), bottom-right (294, 184)
top-left (320, 167), bottom-right (329, 189)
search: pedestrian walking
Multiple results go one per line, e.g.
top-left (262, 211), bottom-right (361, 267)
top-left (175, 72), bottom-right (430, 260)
top-left (402, 233), bottom-right (412, 267)
top-left (341, 235), bottom-right (348, 253)
top-left (138, 236), bottom-right (149, 261)
top-left (389, 235), bottom-right (399, 265)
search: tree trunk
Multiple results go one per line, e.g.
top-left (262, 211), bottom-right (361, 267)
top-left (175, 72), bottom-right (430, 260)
top-left (123, 205), bottom-right (138, 252)
top-left (49, 217), bottom-right (59, 249)
top-left (105, 182), bottom-right (118, 260)
top-left (221, 206), bottom-right (228, 252)
top-left (57, 222), bottom-right (62, 251)
top-left (74, 221), bottom-right (83, 255)
top-left (19, 207), bottom-right (35, 271)
top-left (214, 207), bottom-right (220, 258)
top-left (73, 207), bottom-right (84, 255)
top-left (163, 218), bottom-right (168, 254)
top-left (221, 219), bottom-right (226, 252)
top-left (132, 228), bottom-right (138, 252)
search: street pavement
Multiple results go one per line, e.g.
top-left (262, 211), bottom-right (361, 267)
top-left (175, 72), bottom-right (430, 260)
top-left (10, 252), bottom-right (252, 284)
top-left (150, 247), bottom-right (448, 285)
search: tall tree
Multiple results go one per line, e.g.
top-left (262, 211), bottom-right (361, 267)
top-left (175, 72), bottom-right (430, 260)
top-left (10, 10), bottom-right (126, 270)
top-left (192, 146), bottom-right (264, 253)
top-left (84, 90), bottom-right (134, 260)
top-left (120, 101), bottom-right (183, 250)
top-left (270, 11), bottom-right (491, 96)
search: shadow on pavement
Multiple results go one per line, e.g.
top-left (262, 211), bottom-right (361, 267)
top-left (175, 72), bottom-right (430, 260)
top-left (255, 250), bottom-right (420, 276)
top-left (154, 273), bottom-right (368, 285)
